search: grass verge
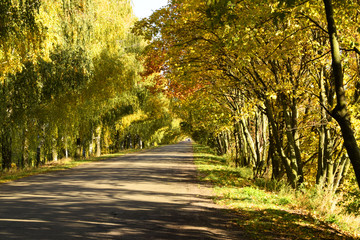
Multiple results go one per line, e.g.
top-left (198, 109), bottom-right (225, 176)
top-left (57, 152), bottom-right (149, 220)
top-left (0, 148), bottom-right (147, 184)
top-left (193, 143), bottom-right (359, 240)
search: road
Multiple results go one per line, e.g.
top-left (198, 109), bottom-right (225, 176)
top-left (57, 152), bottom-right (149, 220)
top-left (0, 142), bottom-right (245, 239)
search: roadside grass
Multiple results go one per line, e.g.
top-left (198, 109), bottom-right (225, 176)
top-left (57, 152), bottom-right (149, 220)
top-left (193, 143), bottom-right (359, 240)
top-left (0, 148), bottom-right (146, 184)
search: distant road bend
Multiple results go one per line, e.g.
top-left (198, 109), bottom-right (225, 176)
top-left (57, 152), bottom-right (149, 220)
top-left (0, 141), bottom-right (245, 239)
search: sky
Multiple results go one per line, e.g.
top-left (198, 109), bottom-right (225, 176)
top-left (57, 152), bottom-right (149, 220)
top-left (131, 0), bottom-right (168, 19)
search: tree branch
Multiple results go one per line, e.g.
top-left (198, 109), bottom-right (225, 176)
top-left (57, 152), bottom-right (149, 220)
top-left (298, 12), bottom-right (328, 34)
top-left (341, 47), bottom-right (360, 56)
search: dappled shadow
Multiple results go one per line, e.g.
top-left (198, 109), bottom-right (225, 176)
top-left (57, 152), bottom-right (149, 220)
top-left (233, 208), bottom-right (355, 240)
top-left (0, 142), bottom-right (246, 239)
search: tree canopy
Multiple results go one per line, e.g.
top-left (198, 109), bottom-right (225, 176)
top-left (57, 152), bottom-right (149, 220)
top-left (2, 0), bottom-right (360, 194)
top-left (0, 0), bottom-right (181, 170)
top-left (134, 0), bottom-right (360, 191)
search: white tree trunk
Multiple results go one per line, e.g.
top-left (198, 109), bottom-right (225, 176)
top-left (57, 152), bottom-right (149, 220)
top-left (96, 126), bottom-right (101, 157)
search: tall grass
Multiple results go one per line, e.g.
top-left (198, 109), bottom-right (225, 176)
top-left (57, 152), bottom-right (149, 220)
top-left (193, 143), bottom-right (360, 239)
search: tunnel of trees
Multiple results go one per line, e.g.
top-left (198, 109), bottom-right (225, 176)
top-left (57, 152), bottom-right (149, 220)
top-left (133, 0), bottom-right (360, 192)
top-left (0, 0), bottom-right (181, 170)
top-left (2, 0), bottom-right (360, 195)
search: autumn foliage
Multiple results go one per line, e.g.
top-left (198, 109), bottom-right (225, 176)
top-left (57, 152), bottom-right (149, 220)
top-left (134, 0), bottom-right (360, 192)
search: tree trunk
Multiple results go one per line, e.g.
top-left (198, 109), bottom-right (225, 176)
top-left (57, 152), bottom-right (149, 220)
top-left (265, 99), bottom-right (298, 188)
top-left (76, 138), bottom-right (82, 158)
top-left (316, 66), bottom-right (337, 190)
top-left (36, 146), bottom-right (41, 167)
top-left (282, 96), bottom-right (304, 184)
top-left (255, 110), bottom-right (262, 175)
top-left (89, 132), bottom-right (94, 156)
top-left (216, 135), bottom-right (224, 155)
top-left (261, 112), bottom-right (269, 170)
top-left (129, 134), bottom-right (133, 149)
top-left (65, 136), bottom-right (69, 158)
top-left (323, 0), bottom-right (360, 189)
top-left (269, 136), bottom-right (282, 180)
top-left (96, 126), bottom-right (101, 157)
top-left (332, 153), bottom-right (349, 192)
top-left (254, 109), bottom-right (269, 177)
top-left (21, 126), bottom-right (29, 168)
top-left (1, 129), bottom-right (12, 170)
top-left (223, 131), bottom-right (229, 153)
top-left (52, 137), bottom-right (58, 162)
top-left (334, 154), bottom-right (350, 191)
top-left (52, 147), bottom-right (58, 162)
top-left (240, 117), bottom-right (257, 167)
top-left (233, 121), bottom-right (241, 167)
top-left (317, 71), bottom-right (327, 185)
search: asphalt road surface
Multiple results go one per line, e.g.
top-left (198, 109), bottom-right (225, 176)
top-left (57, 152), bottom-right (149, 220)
top-left (0, 142), bottom-right (245, 239)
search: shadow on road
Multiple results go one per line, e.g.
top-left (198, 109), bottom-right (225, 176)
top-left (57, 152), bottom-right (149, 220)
top-left (0, 142), bottom-right (245, 239)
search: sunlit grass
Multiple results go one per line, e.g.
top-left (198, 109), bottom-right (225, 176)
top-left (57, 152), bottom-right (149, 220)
top-left (193, 143), bottom-right (358, 240)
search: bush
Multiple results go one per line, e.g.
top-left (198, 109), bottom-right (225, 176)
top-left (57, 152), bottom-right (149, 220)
top-left (344, 191), bottom-right (360, 215)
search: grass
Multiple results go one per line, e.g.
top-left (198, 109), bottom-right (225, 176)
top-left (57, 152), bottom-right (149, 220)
top-left (0, 148), bottom-right (146, 184)
top-left (193, 143), bottom-right (359, 240)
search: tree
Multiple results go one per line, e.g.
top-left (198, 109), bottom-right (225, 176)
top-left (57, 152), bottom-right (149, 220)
top-left (0, 0), bottom-right (179, 169)
top-left (322, 0), bottom-right (360, 188)
top-left (134, 0), bottom-right (360, 190)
